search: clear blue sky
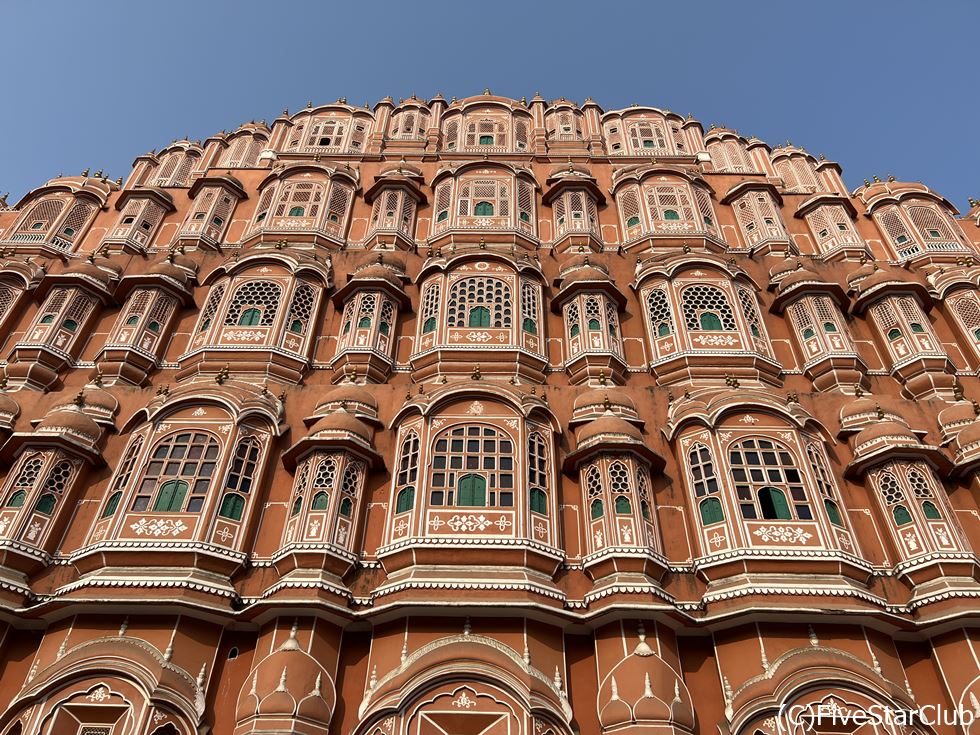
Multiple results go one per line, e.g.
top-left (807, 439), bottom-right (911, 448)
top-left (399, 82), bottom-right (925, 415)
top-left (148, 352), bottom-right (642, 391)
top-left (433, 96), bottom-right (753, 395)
top-left (1, 0), bottom-right (976, 209)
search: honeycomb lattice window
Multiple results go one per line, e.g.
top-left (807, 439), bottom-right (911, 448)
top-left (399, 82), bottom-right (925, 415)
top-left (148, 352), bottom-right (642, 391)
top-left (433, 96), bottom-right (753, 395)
top-left (565, 301), bottom-right (580, 338)
top-left (428, 425), bottom-right (515, 508)
top-left (286, 283), bottom-right (316, 335)
top-left (198, 283), bottom-right (226, 332)
top-left (875, 206), bottom-right (915, 250)
top-left (57, 202), bottom-right (95, 244)
top-left (879, 473), bottom-right (905, 505)
top-left (907, 469), bottom-right (933, 498)
top-left (5, 456), bottom-right (44, 507)
top-left (224, 281), bottom-right (283, 327)
top-left (586, 465), bottom-right (603, 519)
top-left (907, 201), bottom-right (958, 243)
top-left (729, 437), bottom-right (811, 521)
top-left (133, 432), bottom-right (220, 513)
top-left (681, 285), bottom-right (737, 331)
top-left (737, 286), bottom-right (768, 344)
top-left (951, 293), bottom-right (980, 342)
top-left (447, 277), bottom-right (512, 328)
top-left (0, 284), bottom-right (18, 317)
top-left (646, 287), bottom-right (674, 337)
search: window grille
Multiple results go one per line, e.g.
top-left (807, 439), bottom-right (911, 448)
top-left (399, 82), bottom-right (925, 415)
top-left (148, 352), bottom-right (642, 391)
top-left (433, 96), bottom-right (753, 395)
top-left (223, 281), bottom-right (283, 327)
top-left (198, 283), bottom-right (226, 332)
top-left (681, 285), bottom-right (737, 331)
top-left (132, 432), bottom-right (220, 513)
top-left (646, 287), bottom-right (674, 337)
top-left (56, 202), bottom-right (95, 245)
top-left (285, 283), bottom-right (316, 335)
top-left (419, 282), bottom-right (441, 335)
top-left (397, 433), bottom-right (420, 486)
top-left (428, 425), bottom-right (514, 508)
top-left (729, 437), bottom-right (811, 521)
top-left (14, 198), bottom-right (65, 236)
top-left (447, 277), bottom-right (512, 328)
top-left (688, 443), bottom-right (719, 498)
top-left (521, 280), bottom-right (539, 334)
top-left (273, 181), bottom-right (324, 220)
top-left (528, 432), bottom-right (548, 488)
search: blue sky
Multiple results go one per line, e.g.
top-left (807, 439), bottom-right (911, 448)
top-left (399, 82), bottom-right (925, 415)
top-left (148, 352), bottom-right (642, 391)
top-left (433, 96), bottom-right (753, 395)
top-left (1, 0), bottom-right (976, 209)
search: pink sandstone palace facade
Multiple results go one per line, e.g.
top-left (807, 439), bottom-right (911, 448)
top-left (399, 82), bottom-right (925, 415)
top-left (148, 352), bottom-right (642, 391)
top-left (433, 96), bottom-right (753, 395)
top-left (1, 92), bottom-right (980, 735)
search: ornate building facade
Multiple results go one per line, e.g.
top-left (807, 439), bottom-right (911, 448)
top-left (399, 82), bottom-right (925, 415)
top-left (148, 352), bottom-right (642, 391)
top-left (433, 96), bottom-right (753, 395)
top-left (0, 93), bottom-right (979, 734)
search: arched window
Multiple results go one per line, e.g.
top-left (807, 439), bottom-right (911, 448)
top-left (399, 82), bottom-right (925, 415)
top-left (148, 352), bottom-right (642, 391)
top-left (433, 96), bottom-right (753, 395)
top-left (893, 505), bottom-right (913, 525)
top-left (429, 425), bottom-right (514, 508)
top-left (447, 277), bottom-right (512, 329)
top-left (420, 283), bottom-right (441, 335)
top-left (521, 281), bottom-right (539, 335)
top-left (457, 179), bottom-right (510, 220)
top-left (700, 497), bottom-right (724, 525)
top-left (224, 281), bottom-right (283, 327)
top-left (312, 491), bottom-right (329, 510)
top-left (396, 486), bottom-right (415, 513)
top-left (5, 456), bottom-right (43, 508)
top-left (646, 287), bottom-right (674, 337)
top-left (218, 438), bottom-right (261, 521)
top-left (824, 498), bottom-right (843, 527)
top-left (682, 285), bottom-right (737, 331)
top-left (31, 460), bottom-right (73, 517)
top-left (397, 433), bottom-right (420, 487)
top-left (528, 431), bottom-right (548, 515)
top-left (101, 436), bottom-right (144, 519)
top-left (729, 438), bottom-right (811, 520)
top-left (878, 473), bottom-right (913, 527)
top-left (197, 283), bottom-right (226, 332)
top-left (474, 202), bottom-right (494, 216)
top-left (133, 432), bottom-right (220, 513)
top-left (609, 462), bottom-right (632, 514)
top-left (530, 487), bottom-right (547, 515)
top-left (586, 466), bottom-right (603, 519)
top-left (284, 283), bottom-right (316, 337)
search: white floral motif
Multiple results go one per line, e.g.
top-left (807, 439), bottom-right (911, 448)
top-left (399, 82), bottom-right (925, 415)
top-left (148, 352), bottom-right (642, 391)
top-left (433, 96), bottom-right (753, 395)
top-left (192, 407), bottom-right (207, 416)
top-left (216, 527), bottom-right (233, 542)
top-left (752, 526), bottom-right (812, 544)
top-left (221, 329), bottom-right (267, 342)
top-left (25, 522), bottom-right (41, 541)
top-left (453, 690), bottom-right (478, 708)
top-left (129, 518), bottom-right (188, 537)
top-left (692, 334), bottom-right (737, 346)
top-left (0, 517), bottom-right (9, 536)
top-left (467, 401), bottom-right (485, 415)
top-left (739, 415), bottom-right (759, 424)
top-left (465, 331), bottom-right (492, 343)
top-left (87, 686), bottom-right (111, 702)
top-left (708, 530), bottom-right (726, 548)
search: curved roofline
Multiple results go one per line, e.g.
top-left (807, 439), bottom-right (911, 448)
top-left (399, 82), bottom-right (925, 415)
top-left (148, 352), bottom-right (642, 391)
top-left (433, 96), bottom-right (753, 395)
top-left (633, 252), bottom-right (762, 291)
top-left (416, 250), bottom-right (545, 283)
top-left (388, 383), bottom-right (559, 433)
top-left (201, 251), bottom-right (334, 286)
top-left (257, 162), bottom-right (359, 191)
top-left (431, 160), bottom-right (539, 188)
top-left (665, 390), bottom-right (831, 442)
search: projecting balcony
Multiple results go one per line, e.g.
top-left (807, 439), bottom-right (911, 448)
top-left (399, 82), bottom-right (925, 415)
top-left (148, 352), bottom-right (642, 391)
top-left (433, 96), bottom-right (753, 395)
top-left (173, 217), bottom-right (225, 251)
top-left (0, 232), bottom-right (75, 257)
top-left (621, 220), bottom-right (728, 254)
top-left (895, 237), bottom-right (972, 265)
top-left (241, 215), bottom-right (347, 249)
top-left (428, 215), bottom-right (538, 251)
top-left (553, 218), bottom-right (603, 253)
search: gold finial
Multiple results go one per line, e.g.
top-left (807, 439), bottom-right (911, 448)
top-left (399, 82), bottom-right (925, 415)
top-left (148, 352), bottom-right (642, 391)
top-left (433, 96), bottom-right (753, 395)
top-left (278, 389), bottom-right (287, 402)
top-left (873, 175), bottom-right (881, 183)
top-left (306, 100), bottom-right (313, 108)
top-left (598, 370), bottom-right (607, 386)
top-left (667, 390), bottom-right (674, 404)
top-left (471, 365), bottom-right (481, 380)
top-left (94, 168), bottom-right (103, 178)
top-left (479, 236), bottom-right (486, 249)
top-left (787, 391), bottom-right (798, 404)
top-left (73, 391), bottom-right (85, 407)
top-left (156, 384), bottom-right (169, 396)
top-left (93, 369), bottom-right (103, 388)
top-left (81, 168), bottom-right (90, 177)
top-left (483, 88), bottom-right (492, 95)
top-left (682, 243), bottom-right (691, 254)
top-left (854, 386), bottom-right (863, 398)
top-left (115, 176), bottom-right (122, 185)
top-left (215, 364), bottom-right (230, 385)
top-left (887, 174), bottom-right (896, 182)
top-left (864, 179), bottom-right (870, 187)
top-left (973, 400), bottom-right (980, 417)
top-left (875, 403), bottom-right (885, 420)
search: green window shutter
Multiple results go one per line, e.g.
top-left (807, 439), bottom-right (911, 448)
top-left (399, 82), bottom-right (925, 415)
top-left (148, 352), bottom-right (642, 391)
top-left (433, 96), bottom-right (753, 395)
top-left (590, 498), bottom-right (604, 520)
top-left (423, 316), bottom-right (437, 333)
top-left (893, 505), bottom-right (913, 526)
top-left (290, 496), bottom-right (303, 517)
top-left (570, 324), bottom-right (580, 337)
top-left (468, 307), bottom-right (490, 328)
top-left (657, 322), bottom-right (671, 337)
top-left (887, 328), bottom-right (902, 340)
top-left (218, 493), bottom-right (245, 521)
top-left (626, 216), bottom-right (640, 227)
top-left (339, 498), bottom-right (353, 518)
top-left (803, 327), bottom-right (815, 339)
top-left (910, 323), bottom-right (925, 333)
top-left (700, 312), bottom-right (723, 330)
top-left (457, 474), bottom-right (486, 507)
top-left (823, 322), bottom-right (837, 333)
top-left (154, 480), bottom-right (188, 512)
top-left (922, 501), bottom-right (941, 520)
top-left (760, 486), bottom-right (791, 520)
top-left (239, 308), bottom-right (261, 326)
top-left (824, 498), bottom-right (843, 527)
top-left (614, 496), bottom-right (632, 514)
top-left (311, 491), bottom-right (329, 511)
top-left (6, 490), bottom-right (26, 508)
top-left (664, 209), bottom-right (680, 221)
top-left (358, 316), bottom-right (372, 328)
top-left (530, 488), bottom-right (547, 515)
top-left (474, 201), bottom-right (494, 216)
top-left (699, 497), bottom-right (724, 525)
top-left (288, 206), bottom-right (305, 216)
top-left (396, 487), bottom-right (415, 513)
top-left (34, 493), bottom-right (56, 515)
top-left (523, 318), bottom-right (536, 334)
top-left (102, 491), bottom-right (121, 518)
top-left (587, 318), bottom-right (600, 330)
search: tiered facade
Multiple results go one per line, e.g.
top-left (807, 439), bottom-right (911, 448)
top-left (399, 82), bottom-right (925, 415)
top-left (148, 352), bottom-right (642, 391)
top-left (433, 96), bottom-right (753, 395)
top-left (0, 93), bottom-right (979, 735)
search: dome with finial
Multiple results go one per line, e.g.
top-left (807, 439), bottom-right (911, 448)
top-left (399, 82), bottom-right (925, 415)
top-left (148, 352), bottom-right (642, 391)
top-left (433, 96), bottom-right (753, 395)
top-left (307, 383), bottom-right (381, 427)
top-left (575, 415), bottom-right (645, 449)
top-left (236, 622), bottom-right (335, 726)
top-left (571, 389), bottom-right (640, 428)
top-left (0, 389), bottom-right (19, 434)
top-left (839, 397), bottom-right (908, 437)
top-left (34, 402), bottom-right (104, 456)
top-left (48, 381), bottom-right (119, 427)
top-left (938, 400), bottom-right (980, 445)
top-left (308, 408), bottom-right (374, 444)
top-left (953, 420), bottom-right (980, 467)
top-left (849, 421), bottom-right (924, 467)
